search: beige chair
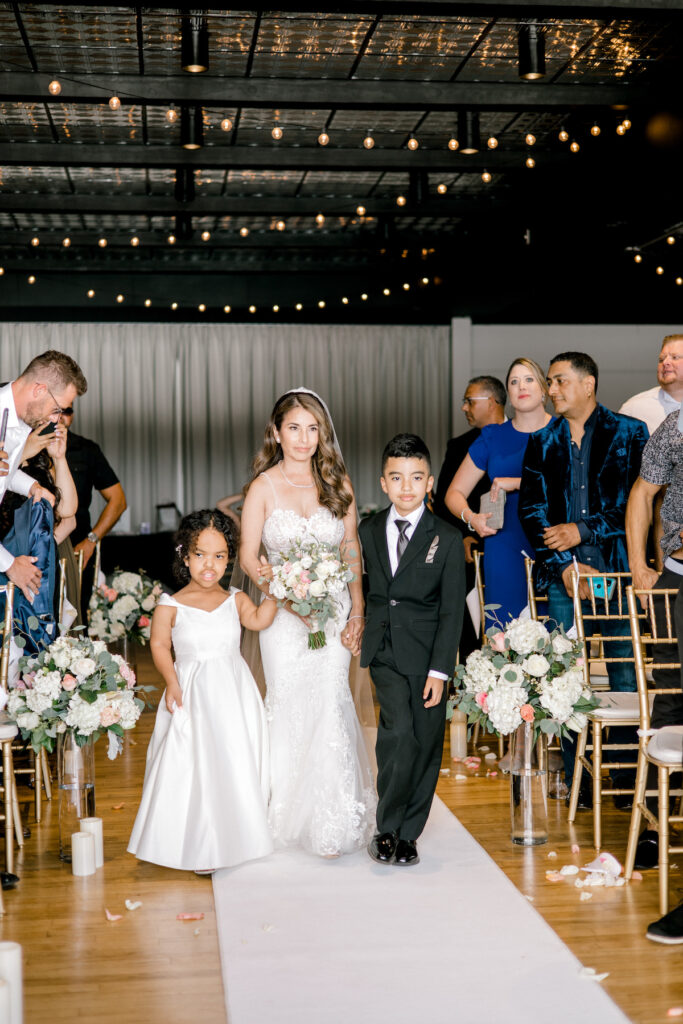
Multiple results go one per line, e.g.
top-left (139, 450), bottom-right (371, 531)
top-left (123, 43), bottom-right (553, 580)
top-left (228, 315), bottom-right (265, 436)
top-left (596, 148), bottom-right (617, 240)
top-left (567, 570), bottom-right (639, 852)
top-left (0, 583), bottom-right (22, 891)
top-left (624, 585), bottom-right (683, 915)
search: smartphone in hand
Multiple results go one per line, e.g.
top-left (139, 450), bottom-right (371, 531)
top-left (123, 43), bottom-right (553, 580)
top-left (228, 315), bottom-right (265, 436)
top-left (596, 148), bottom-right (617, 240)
top-left (38, 421), bottom-right (57, 437)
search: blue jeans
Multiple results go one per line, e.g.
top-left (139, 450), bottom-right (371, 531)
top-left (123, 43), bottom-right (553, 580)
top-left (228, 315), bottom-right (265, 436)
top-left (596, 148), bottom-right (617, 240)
top-left (547, 581), bottom-right (636, 786)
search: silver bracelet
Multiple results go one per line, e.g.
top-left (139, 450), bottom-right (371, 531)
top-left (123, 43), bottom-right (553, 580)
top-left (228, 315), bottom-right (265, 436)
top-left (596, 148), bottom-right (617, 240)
top-left (347, 615), bottom-right (365, 622)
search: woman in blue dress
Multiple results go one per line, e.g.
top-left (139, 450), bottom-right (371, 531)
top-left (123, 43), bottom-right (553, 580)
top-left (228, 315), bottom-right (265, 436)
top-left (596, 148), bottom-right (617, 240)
top-left (445, 358), bottom-right (553, 626)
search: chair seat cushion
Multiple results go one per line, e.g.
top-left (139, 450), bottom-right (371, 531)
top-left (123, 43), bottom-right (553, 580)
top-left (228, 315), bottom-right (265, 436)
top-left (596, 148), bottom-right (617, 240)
top-left (647, 726), bottom-right (683, 767)
top-left (591, 691), bottom-right (645, 720)
top-left (0, 722), bottom-right (19, 740)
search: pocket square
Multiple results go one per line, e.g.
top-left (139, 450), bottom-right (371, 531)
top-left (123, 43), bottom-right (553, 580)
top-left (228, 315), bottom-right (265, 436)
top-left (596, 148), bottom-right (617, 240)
top-left (425, 536), bottom-right (439, 563)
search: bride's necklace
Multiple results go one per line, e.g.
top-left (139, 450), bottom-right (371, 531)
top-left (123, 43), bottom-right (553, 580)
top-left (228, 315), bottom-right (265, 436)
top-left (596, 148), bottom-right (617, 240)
top-left (278, 461), bottom-right (315, 489)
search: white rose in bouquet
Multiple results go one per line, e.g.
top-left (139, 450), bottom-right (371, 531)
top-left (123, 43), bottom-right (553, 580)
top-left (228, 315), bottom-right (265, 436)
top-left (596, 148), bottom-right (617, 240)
top-left (52, 648), bottom-right (72, 670)
top-left (316, 559), bottom-right (339, 580)
top-left (326, 578), bottom-right (345, 595)
top-left (141, 594), bottom-right (156, 612)
top-left (16, 711), bottom-right (40, 730)
top-left (71, 657), bottom-right (97, 679)
top-left (110, 621), bottom-right (125, 638)
top-left (91, 640), bottom-right (107, 655)
top-left (111, 595), bottom-right (138, 623)
top-left (551, 634), bottom-right (574, 655)
top-left (300, 555), bottom-right (313, 569)
top-left (309, 579), bottom-right (326, 598)
top-left (522, 654), bottom-right (551, 677)
top-left (270, 580), bottom-right (287, 601)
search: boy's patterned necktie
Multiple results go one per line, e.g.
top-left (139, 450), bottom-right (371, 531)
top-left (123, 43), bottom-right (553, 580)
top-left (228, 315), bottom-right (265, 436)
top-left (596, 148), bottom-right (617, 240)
top-left (395, 519), bottom-right (410, 565)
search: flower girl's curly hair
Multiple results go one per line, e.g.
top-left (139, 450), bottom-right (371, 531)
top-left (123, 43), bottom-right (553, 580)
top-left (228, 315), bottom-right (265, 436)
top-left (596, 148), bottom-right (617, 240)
top-left (246, 391), bottom-right (353, 520)
top-left (173, 509), bottom-right (238, 585)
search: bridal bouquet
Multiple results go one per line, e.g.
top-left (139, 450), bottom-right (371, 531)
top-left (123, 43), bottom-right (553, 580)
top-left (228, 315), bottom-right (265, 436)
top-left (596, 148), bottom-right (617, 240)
top-left (263, 540), bottom-right (356, 650)
top-left (449, 616), bottom-right (600, 739)
top-left (7, 634), bottom-right (151, 759)
top-left (88, 569), bottom-right (163, 644)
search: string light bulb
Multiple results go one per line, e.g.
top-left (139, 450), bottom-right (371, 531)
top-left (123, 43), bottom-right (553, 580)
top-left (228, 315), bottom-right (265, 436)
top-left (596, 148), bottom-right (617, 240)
top-left (130, 236), bottom-right (140, 247)
top-left (448, 137), bottom-right (459, 151)
top-left (318, 300), bottom-right (325, 308)
top-left (275, 220), bottom-right (285, 231)
top-left (342, 297), bottom-right (349, 304)
top-left (667, 236), bottom-right (676, 245)
top-left (656, 266), bottom-right (664, 275)
top-left (98, 237), bottom-right (107, 247)
top-left (166, 108), bottom-right (178, 123)
top-left (167, 234), bottom-right (176, 245)
top-left (87, 289), bottom-right (95, 298)
top-left (525, 133), bottom-right (536, 146)
top-left (356, 205), bottom-right (366, 216)
top-left (396, 195), bottom-right (406, 207)
top-left (403, 283), bottom-right (410, 291)
top-left (437, 183), bottom-right (447, 195)
top-left (48, 80), bottom-right (61, 96)
top-left (407, 137), bottom-right (419, 151)
top-left (677, 278), bottom-right (683, 286)
top-left (616, 124), bottom-right (626, 136)
top-left (28, 275), bottom-right (36, 284)
top-left (421, 277), bottom-right (429, 284)
top-left (271, 125), bottom-right (283, 140)
top-left (116, 294), bottom-right (124, 303)
top-left (239, 226), bottom-right (249, 237)
top-left (0, 268), bottom-right (4, 275)
top-left (363, 133), bottom-right (375, 150)
top-left (144, 298), bottom-right (151, 307)
top-left (220, 118), bottom-right (233, 131)
top-left (634, 253), bottom-right (643, 263)
top-left (201, 230), bottom-right (211, 241)
top-left (62, 237), bottom-right (71, 247)
top-left (249, 305), bottom-right (256, 313)
top-left (570, 141), bottom-right (580, 153)
top-left (296, 303), bottom-right (303, 311)
top-left (525, 157), bottom-right (535, 168)
top-left (482, 170), bottom-right (492, 183)
top-left (361, 293), bottom-right (368, 301)
top-left (383, 288), bottom-right (390, 296)
top-left (273, 304), bottom-right (279, 312)
top-left (559, 128), bottom-right (569, 142)
top-left (30, 236), bottom-right (39, 247)
top-left (171, 302), bottom-right (178, 310)
top-left (318, 132), bottom-right (329, 146)
top-left (198, 303), bottom-right (206, 312)
top-left (590, 123), bottom-right (601, 136)
top-left (109, 96), bottom-right (121, 111)
top-left (487, 136), bottom-right (498, 150)
top-left (223, 305), bottom-right (231, 313)
top-left (315, 214), bottom-right (325, 226)
top-left (622, 118), bottom-right (632, 130)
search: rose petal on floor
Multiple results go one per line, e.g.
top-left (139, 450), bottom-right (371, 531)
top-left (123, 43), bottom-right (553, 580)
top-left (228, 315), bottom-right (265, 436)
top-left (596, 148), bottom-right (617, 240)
top-left (125, 900), bottom-right (142, 911)
top-left (545, 871), bottom-right (564, 882)
top-left (667, 1008), bottom-right (683, 1018)
top-left (484, 752), bottom-right (497, 761)
top-left (571, 844), bottom-right (580, 854)
top-left (631, 871), bottom-right (643, 881)
top-left (176, 912), bottom-right (205, 921)
top-left (488, 771), bottom-right (498, 777)
top-left (560, 864), bottom-right (579, 876)
top-left (455, 774), bottom-right (467, 780)
top-left (193, 928), bottom-right (201, 937)
top-left (479, 746), bottom-right (490, 752)
top-left (579, 967), bottom-right (609, 982)
top-left (547, 851), bottom-right (558, 859)
top-left (111, 803), bottom-right (125, 810)
top-left (580, 892), bottom-right (593, 901)
top-left (105, 908), bottom-right (123, 921)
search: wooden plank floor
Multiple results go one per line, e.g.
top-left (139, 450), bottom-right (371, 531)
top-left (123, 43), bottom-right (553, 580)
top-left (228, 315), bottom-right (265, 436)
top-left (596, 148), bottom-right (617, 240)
top-left (1, 649), bottom-right (682, 1023)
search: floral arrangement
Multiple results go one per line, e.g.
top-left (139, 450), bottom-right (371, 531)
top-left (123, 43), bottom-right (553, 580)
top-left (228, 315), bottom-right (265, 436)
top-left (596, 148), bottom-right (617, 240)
top-left (449, 616), bottom-right (600, 739)
top-left (88, 569), bottom-right (163, 644)
top-left (7, 634), bottom-right (151, 759)
top-left (263, 540), bottom-right (355, 649)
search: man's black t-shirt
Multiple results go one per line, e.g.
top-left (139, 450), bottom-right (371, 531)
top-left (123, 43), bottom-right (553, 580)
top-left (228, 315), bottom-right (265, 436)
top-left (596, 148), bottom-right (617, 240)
top-left (66, 431), bottom-right (119, 544)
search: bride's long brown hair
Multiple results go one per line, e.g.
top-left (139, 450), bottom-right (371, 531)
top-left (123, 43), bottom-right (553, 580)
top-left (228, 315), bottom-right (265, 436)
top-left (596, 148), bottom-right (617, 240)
top-left (246, 392), bottom-right (353, 519)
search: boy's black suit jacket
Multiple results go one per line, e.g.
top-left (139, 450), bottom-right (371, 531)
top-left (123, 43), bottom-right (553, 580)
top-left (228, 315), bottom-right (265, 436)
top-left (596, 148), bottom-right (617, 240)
top-left (359, 506), bottom-right (465, 678)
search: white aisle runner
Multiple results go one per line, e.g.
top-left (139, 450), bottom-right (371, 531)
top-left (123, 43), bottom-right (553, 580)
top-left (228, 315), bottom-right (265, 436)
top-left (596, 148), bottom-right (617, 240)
top-left (213, 795), bottom-right (631, 1024)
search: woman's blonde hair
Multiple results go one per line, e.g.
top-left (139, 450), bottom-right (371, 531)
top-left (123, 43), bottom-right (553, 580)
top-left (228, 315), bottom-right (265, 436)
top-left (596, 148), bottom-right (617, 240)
top-left (246, 392), bottom-right (352, 519)
top-left (505, 357), bottom-right (549, 401)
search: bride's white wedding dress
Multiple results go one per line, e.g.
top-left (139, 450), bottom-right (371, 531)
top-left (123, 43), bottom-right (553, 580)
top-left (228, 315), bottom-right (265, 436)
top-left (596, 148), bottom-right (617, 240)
top-left (259, 496), bottom-right (376, 857)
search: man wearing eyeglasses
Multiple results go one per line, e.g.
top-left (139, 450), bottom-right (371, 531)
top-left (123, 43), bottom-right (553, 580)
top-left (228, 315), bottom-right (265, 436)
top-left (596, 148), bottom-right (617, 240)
top-left (0, 350), bottom-right (87, 601)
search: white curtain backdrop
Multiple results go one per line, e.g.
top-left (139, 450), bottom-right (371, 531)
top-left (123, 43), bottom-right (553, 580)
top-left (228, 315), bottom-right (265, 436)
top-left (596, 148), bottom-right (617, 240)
top-left (0, 322), bottom-right (451, 528)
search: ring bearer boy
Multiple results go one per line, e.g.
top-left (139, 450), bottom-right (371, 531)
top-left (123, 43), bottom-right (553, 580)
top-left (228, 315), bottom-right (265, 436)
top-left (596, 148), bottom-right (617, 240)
top-left (359, 434), bottom-right (465, 866)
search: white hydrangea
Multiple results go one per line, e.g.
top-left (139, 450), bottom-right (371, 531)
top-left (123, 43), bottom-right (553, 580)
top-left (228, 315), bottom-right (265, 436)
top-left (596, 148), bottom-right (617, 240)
top-left (111, 595), bottom-right (138, 623)
top-left (88, 611), bottom-right (109, 639)
top-left (112, 572), bottom-right (143, 595)
top-left (463, 650), bottom-right (498, 694)
top-left (16, 711), bottom-right (40, 731)
top-left (316, 559), bottom-right (340, 580)
top-left (141, 594), bottom-right (156, 612)
top-left (538, 671), bottom-right (584, 724)
top-left (117, 692), bottom-right (142, 730)
top-left (33, 670), bottom-right (63, 700)
top-left (326, 578), bottom-right (345, 595)
top-left (71, 657), bottom-right (97, 680)
top-left (91, 640), bottom-right (107, 656)
top-left (25, 688), bottom-right (54, 715)
top-left (65, 694), bottom-right (106, 736)
top-left (270, 580), bottom-right (287, 601)
top-left (505, 617), bottom-right (550, 656)
top-left (551, 634), bottom-right (574, 656)
top-left (487, 684), bottom-right (527, 735)
top-left (109, 621), bottom-right (125, 639)
top-left (7, 692), bottom-right (26, 717)
top-left (522, 654), bottom-right (551, 677)
top-left (499, 663), bottom-right (526, 687)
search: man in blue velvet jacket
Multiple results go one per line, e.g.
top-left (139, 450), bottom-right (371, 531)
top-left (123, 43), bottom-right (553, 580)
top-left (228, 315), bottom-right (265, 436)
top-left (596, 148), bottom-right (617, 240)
top-left (519, 351), bottom-right (649, 801)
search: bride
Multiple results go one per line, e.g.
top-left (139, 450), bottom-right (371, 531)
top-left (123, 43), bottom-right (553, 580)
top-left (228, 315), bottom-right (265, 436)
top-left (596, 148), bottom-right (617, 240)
top-left (239, 388), bottom-right (376, 858)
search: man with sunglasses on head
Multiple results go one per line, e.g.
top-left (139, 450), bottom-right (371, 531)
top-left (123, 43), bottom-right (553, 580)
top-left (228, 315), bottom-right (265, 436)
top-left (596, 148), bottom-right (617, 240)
top-left (0, 350), bottom-right (86, 602)
top-left (61, 405), bottom-right (127, 615)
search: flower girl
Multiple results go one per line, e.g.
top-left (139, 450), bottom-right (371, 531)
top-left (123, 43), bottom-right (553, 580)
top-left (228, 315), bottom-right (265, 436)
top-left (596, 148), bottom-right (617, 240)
top-left (128, 509), bottom-right (275, 873)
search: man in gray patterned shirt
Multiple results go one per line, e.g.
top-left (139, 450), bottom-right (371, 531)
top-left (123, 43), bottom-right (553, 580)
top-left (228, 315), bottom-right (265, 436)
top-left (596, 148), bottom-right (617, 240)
top-left (625, 409), bottom-right (683, 904)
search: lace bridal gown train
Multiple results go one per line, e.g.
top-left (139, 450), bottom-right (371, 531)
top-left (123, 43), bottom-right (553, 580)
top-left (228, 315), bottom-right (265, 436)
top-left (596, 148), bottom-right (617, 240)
top-left (259, 503), bottom-right (376, 857)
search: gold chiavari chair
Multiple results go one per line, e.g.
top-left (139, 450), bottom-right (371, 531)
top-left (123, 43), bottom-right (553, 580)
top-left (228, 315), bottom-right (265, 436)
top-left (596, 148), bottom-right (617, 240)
top-left (57, 555), bottom-right (67, 627)
top-left (472, 549), bottom-right (504, 758)
top-left (567, 570), bottom-right (639, 851)
top-left (0, 582), bottom-right (22, 888)
top-left (523, 556), bottom-right (549, 623)
top-left (624, 586), bottom-right (683, 914)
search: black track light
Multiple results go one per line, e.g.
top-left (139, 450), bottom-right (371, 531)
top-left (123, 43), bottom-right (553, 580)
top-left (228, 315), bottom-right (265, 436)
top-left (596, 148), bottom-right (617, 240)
top-left (180, 106), bottom-right (203, 150)
top-left (181, 13), bottom-right (209, 73)
top-left (176, 212), bottom-right (194, 241)
top-left (518, 22), bottom-right (546, 80)
top-left (458, 111), bottom-right (480, 154)
top-left (174, 167), bottom-right (196, 203)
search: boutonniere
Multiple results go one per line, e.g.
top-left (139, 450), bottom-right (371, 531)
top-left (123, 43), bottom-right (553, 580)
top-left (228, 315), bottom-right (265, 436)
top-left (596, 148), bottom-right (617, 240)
top-left (425, 535), bottom-right (439, 564)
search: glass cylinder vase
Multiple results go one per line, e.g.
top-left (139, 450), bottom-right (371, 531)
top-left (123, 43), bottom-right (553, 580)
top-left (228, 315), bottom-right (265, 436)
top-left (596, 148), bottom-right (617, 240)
top-left (108, 636), bottom-right (137, 678)
top-left (57, 730), bottom-right (96, 862)
top-left (509, 720), bottom-right (548, 846)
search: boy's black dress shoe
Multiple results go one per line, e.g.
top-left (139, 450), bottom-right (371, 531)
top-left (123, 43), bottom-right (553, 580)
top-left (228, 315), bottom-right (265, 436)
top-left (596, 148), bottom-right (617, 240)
top-left (565, 779), bottom-right (592, 811)
top-left (394, 839), bottom-right (419, 866)
top-left (634, 829), bottom-right (659, 870)
top-left (646, 901), bottom-right (683, 944)
top-left (368, 831), bottom-right (398, 864)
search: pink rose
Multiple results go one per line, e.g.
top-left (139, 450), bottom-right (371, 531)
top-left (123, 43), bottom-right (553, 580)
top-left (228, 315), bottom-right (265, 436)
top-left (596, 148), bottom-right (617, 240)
top-left (520, 703), bottom-right (535, 722)
top-left (138, 616), bottom-right (150, 628)
top-left (292, 582), bottom-right (308, 600)
top-left (300, 571), bottom-right (311, 585)
top-left (119, 662), bottom-right (136, 689)
top-left (576, 657), bottom-right (585, 668)
top-left (282, 562), bottom-right (292, 576)
top-left (62, 673), bottom-right (78, 692)
top-left (475, 692), bottom-right (489, 712)
top-left (490, 632), bottom-right (506, 653)
top-left (20, 671), bottom-right (36, 689)
top-left (106, 588), bottom-right (118, 601)
top-left (100, 706), bottom-right (120, 727)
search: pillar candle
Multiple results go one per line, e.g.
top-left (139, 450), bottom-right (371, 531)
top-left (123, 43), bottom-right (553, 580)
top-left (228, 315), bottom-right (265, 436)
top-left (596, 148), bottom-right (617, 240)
top-left (0, 979), bottom-right (11, 1023)
top-left (0, 942), bottom-right (22, 1024)
top-left (80, 817), bottom-right (104, 868)
top-left (71, 832), bottom-right (96, 876)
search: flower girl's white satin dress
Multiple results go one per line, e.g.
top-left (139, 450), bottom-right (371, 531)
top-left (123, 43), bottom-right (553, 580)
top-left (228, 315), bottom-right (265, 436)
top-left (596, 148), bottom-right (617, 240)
top-left (128, 592), bottom-right (273, 871)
